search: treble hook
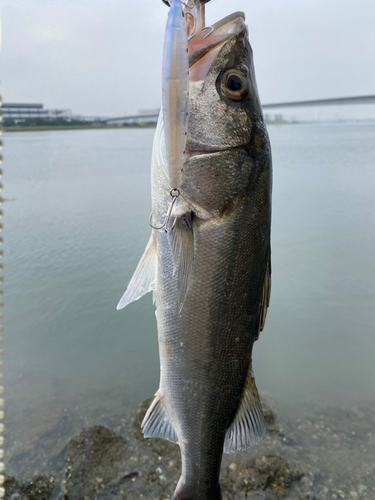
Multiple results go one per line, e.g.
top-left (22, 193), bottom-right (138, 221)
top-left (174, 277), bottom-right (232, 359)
top-left (149, 189), bottom-right (180, 233)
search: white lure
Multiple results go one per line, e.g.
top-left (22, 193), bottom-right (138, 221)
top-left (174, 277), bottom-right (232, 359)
top-left (162, 0), bottom-right (189, 190)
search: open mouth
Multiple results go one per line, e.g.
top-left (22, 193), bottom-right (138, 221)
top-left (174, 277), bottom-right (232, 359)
top-left (188, 12), bottom-right (246, 81)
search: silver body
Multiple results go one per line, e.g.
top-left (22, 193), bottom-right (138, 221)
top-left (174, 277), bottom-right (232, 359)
top-left (150, 23), bottom-right (272, 500)
top-left (118, 12), bottom-right (272, 500)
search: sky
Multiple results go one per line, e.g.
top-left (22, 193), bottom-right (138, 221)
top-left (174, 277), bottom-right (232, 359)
top-left (1, 0), bottom-right (375, 120)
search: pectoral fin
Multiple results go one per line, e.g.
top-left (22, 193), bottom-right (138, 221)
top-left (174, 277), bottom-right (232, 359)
top-left (257, 249), bottom-right (271, 338)
top-left (116, 233), bottom-right (157, 310)
top-left (224, 366), bottom-right (266, 453)
top-left (167, 213), bottom-right (194, 309)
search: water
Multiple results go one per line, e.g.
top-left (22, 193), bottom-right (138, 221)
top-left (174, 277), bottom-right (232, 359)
top-left (3, 124), bottom-right (375, 479)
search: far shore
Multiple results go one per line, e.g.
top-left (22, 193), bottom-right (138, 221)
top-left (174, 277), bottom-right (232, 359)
top-left (3, 121), bottom-right (292, 133)
top-left (3, 119), bottom-right (374, 133)
top-left (3, 124), bottom-right (157, 132)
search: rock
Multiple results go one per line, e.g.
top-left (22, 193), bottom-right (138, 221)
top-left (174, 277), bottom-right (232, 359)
top-left (15, 394), bottom-right (375, 500)
top-left (63, 425), bottom-right (128, 499)
top-left (19, 475), bottom-right (55, 500)
top-left (4, 476), bottom-right (25, 500)
top-left (260, 399), bottom-right (295, 444)
top-left (4, 474), bottom-right (54, 500)
top-left (5, 401), bottom-right (81, 483)
top-left (222, 451), bottom-right (303, 499)
top-left (252, 452), bottom-right (304, 494)
top-left (262, 401), bottom-right (276, 427)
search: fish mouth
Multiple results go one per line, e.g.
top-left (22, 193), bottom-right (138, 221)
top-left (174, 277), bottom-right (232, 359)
top-left (188, 12), bottom-right (246, 81)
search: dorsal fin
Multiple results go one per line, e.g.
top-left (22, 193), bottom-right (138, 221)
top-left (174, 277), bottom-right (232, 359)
top-left (117, 233), bottom-right (157, 310)
top-left (142, 392), bottom-right (178, 444)
top-left (224, 365), bottom-right (266, 454)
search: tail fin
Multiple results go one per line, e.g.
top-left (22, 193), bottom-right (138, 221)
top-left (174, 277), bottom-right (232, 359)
top-left (171, 478), bottom-right (222, 500)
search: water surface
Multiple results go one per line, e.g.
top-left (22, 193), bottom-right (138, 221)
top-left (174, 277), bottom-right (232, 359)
top-left (3, 124), bottom-right (375, 476)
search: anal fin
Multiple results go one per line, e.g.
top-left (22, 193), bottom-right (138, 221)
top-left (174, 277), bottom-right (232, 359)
top-left (142, 392), bottom-right (178, 444)
top-left (224, 365), bottom-right (266, 454)
top-left (116, 233), bottom-right (157, 310)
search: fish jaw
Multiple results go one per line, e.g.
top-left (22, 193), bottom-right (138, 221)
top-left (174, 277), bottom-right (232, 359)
top-left (188, 12), bottom-right (247, 82)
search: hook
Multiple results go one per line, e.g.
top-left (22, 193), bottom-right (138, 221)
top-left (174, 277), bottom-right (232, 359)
top-left (149, 189), bottom-right (180, 233)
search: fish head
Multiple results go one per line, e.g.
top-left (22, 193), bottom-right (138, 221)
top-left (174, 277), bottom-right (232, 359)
top-left (178, 12), bottom-right (270, 218)
top-left (186, 12), bottom-right (263, 154)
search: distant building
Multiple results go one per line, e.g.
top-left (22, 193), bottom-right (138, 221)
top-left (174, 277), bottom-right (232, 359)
top-left (274, 113), bottom-right (284, 122)
top-left (1, 103), bottom-right (72, 123)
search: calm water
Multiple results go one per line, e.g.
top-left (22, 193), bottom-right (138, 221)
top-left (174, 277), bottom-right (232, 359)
top-left (3, 124), bottom-right (375, 435)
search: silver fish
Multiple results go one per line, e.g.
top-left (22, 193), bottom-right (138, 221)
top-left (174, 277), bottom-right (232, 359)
top-left (118, 6), bottom-right (272, 500)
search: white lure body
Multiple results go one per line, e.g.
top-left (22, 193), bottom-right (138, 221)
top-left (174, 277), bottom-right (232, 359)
top-left (162, 0), bottom-right (189, 190)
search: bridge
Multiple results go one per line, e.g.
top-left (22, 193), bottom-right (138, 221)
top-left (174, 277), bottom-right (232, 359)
top-left (2, 95), bottom-right (374, 125)
top-left (262, 94), bottom-right (375, 109)
top-left (100, 94), bottom-right (375, 125)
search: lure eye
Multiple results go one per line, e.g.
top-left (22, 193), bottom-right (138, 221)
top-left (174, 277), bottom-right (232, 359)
top-left (219, 69), bottom-right (248, 101)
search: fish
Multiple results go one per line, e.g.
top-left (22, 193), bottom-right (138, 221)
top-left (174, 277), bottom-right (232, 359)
top-left (117, 2), bottom-right (272, 499)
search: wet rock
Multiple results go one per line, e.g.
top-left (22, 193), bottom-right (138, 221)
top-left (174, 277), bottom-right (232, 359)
top-left (5, 401), bottom-right (85, 484)
top-left (222, 451), bottom-right (303, 499)
top-left (262, 401), bottom-right (276, 427)
top-left (260, 398), bottom-right (294, 444)
top-left (9, 394), bottom-right (375, 500)
top-left (89, 472), bottom-right (142, 500)
top-left (4, 476), bottom-right (24, 500)
top-left (63, 425), bottom-right (128, 499)
top-left (19, 475), bottom-right (55, 500)
top-left (4, 474), bottom-right (55, 500)
top-left (132, 397), bottom-right (152, 441)
top-left (251, 452), bottom-right (303, 496)
top-left (92, 469), bottom-right (176, 500)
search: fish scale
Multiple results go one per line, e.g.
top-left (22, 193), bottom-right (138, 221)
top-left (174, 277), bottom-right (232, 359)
top-left (117, 8), bottom-right (272, 500)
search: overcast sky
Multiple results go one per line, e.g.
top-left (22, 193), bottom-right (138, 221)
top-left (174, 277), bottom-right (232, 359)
top-left (1, 0), bottom-right (375, 119)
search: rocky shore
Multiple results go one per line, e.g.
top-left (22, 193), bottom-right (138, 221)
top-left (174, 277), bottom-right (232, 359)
top-left (4, 395), bottom-right (375, 500)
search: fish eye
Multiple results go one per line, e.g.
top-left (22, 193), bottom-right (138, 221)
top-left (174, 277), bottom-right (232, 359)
top-left (219, 69), bottom-right (248, 102)
top-left (227, 74), bottom-right (242, 91)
